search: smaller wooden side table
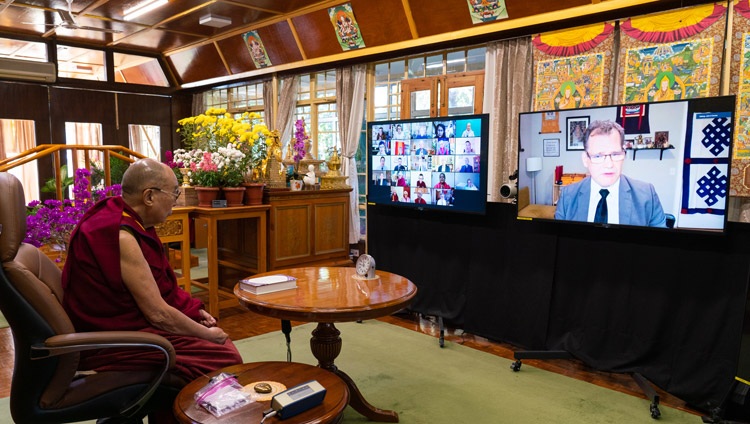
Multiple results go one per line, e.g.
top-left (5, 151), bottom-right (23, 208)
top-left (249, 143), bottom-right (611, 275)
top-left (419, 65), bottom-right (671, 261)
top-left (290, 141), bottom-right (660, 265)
top-left (173, 361), bottom-right (349, 424)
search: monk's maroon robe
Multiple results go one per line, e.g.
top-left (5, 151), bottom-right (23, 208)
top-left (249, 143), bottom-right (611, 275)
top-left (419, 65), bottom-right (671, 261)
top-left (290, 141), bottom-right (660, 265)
top-left (62, 197), bottom-right (242, 381)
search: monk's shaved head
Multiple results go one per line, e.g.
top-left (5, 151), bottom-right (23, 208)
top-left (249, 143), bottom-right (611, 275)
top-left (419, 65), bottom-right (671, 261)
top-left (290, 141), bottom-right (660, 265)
top-left (121, 158), bottom-right (170, 197)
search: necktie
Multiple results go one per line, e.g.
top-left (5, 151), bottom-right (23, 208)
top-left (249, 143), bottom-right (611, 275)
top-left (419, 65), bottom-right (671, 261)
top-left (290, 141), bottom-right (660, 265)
top-left (594, 189), bottom-right (609, 223)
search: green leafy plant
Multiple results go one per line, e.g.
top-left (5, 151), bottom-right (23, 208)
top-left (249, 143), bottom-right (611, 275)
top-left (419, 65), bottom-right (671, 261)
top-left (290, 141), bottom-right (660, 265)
top-left (40, 164), bottom-right (74, 194)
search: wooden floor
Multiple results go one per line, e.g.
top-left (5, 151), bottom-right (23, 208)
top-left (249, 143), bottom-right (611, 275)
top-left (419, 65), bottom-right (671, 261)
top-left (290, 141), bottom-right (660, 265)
top-left (0, 303), bottom-right (703, 418)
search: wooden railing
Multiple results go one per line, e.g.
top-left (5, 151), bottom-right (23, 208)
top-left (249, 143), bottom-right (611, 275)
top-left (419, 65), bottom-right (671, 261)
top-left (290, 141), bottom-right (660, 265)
top-left (0, 144), bottom-right (146, 200)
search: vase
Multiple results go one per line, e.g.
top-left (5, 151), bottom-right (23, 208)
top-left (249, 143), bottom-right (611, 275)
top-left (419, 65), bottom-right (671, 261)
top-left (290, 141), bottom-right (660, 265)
top-left (222, 186), bottom-right (246, 207)
top-left (242, 182), bottom-right (265, 205)
top-left (290, 180), bottom-right (303, 191)
top-left (195, 186), bottom-right (220, 207)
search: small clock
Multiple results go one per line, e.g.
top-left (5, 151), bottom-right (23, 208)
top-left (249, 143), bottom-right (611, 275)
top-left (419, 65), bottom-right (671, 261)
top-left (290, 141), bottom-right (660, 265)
top-left (355, 254), bottom-right (376, 279)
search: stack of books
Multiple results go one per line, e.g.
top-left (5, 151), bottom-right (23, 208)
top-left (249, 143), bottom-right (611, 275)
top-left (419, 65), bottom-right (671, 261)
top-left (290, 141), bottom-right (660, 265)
top-left (239, 275), bottom-right (298, 295)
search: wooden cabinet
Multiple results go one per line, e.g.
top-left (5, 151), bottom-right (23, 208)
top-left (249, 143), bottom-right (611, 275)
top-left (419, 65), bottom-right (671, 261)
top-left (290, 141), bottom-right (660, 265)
top-left (264, 188), bottom-right (352, 270)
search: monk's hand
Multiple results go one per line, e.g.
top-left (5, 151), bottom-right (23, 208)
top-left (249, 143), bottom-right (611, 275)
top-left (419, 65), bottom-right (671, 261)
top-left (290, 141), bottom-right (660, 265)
top-left (199, 309), bottom-right (217, 328)
top-left (206, 327), bottom-right (229, 344)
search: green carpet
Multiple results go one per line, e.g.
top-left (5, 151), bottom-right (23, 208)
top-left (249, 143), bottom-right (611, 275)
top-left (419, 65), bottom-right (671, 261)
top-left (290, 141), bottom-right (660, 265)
top-left (0, 320), bottom-right (699, 423)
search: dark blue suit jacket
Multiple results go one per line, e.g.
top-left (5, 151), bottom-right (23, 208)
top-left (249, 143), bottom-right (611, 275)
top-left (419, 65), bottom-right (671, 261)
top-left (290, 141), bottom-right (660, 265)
top-left (554, 175), bottom-right (667, 227)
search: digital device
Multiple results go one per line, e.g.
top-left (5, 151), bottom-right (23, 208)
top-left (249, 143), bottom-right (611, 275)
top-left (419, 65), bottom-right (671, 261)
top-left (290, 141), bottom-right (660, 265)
top-left (367, 114), bottom-right (490, 214)
top-left (270, 380), bottom-right (326, 419)
top-left (516, 96), bottom-right (735, 233)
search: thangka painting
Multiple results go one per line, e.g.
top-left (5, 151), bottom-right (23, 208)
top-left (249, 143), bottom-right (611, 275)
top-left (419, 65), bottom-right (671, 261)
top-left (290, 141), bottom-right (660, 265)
top-left (329, 3), bottom-right (365, 51)
top-left (729, 1), bottom-right (750, 196)
top-left (616, 3), bottom-right (726, 104)
top-left (532, 23), bottom-right (615, 111)
top-left (466, 0), bottom-right (508, 24)
top-left (620, 39), bottom-right (713, 103)
top-left (242, 30), bottom-right (271, 69)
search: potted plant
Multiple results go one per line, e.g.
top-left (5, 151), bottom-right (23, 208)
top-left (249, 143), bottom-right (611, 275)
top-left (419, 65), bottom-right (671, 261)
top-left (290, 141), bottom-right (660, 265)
top-left (25, 168), bottom-right (121, 267)
top-left (189, 151), bottom-right (221, 207)
top-left (217, 143), bottom-right (246, 207)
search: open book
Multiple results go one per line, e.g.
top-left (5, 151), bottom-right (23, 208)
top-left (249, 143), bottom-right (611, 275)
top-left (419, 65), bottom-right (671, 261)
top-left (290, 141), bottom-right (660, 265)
top-left (239, 275), bottom-right (297, 295)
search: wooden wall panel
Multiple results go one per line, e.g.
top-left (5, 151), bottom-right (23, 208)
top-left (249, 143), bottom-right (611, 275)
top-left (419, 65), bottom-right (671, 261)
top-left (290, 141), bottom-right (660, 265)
top-left (217, 36), bottom-right (255, 74)
top-left (348, 0), bottom-right (412, 46)
top-left (408, 0), bottom-right (475, 37)
top-left (260, 21), bottom-right (305, 65)
top-left (116, 93), bottom-right (172, 156)
top-left (168, 44), bottom-right (229, 85)
top-left (504, 0), bottom-right (591, 21)
top-left (291, 9), bottom-right (344, 59)
top-left (409, 0), bottom-right (592, 38)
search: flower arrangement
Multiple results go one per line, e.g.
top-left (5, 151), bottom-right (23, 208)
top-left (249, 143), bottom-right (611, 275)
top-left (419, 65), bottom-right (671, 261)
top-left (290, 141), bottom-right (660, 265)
top-left (25, 168), bottom-right (121, 261)
top-left (292, 118), bottom-right (308, 164)
top-left (175, 108), bottom-right (272, 184)
top-left (172, 144), bottom-right (247, 187)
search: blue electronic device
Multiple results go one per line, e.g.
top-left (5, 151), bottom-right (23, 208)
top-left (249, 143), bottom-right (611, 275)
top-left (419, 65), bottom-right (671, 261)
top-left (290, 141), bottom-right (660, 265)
top-left (270, 380), bottom-right (327, 419)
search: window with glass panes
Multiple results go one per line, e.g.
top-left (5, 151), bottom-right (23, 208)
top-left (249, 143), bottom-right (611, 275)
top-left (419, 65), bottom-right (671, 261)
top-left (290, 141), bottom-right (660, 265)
top-left (295, 70), bottom-right (338, 162)
top-left (202, 83), bottom-right (265, 121)
top-left (371, 46), bottom-right (486, 121)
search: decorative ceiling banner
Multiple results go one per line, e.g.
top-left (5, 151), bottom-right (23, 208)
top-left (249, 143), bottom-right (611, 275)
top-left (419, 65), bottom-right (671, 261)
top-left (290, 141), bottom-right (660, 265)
top-left (467, 0), bottom-right (508, 24)
top-left (242, 30), bottom-right (271, 68)
top-left (329, 3), bottom-right (365, 51)
top-left (531, 23), bottom-right (615, 111)
top-left (617, 3), bottom-right (726, 104)
top-left (728, 0), bottom-right (750, 196)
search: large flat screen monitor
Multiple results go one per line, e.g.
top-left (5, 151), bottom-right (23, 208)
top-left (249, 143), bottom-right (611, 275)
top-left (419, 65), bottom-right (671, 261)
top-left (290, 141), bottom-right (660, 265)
top-left (517, 96), bottom-right (735, 233)
top-left (367, 114), bottom-right (489, 214)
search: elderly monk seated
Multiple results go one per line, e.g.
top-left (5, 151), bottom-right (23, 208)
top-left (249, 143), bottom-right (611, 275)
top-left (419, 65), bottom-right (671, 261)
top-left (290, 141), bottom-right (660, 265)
top-left (62, 158), bottom-right (243, 420)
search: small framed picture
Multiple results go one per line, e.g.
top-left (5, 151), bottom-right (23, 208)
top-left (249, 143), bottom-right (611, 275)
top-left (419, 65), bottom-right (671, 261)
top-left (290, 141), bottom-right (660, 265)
top-left (543, 138), bottom-right (560, 157)
top-left (566, 116), bottom-right (589, 151)
top-left (654, 131), bottom-right (670, 148)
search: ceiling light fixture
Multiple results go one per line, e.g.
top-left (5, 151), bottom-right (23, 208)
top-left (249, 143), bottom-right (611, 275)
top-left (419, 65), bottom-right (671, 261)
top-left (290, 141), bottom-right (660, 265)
top-left (199, 14), bottom-right (231, 28)
top-left (123, 0), bottom-right (168, 21)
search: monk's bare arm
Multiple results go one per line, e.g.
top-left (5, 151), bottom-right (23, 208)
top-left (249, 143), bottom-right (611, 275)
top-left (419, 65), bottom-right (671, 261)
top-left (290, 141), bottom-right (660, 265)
top-left (119, 230), bottom-right (228, 344)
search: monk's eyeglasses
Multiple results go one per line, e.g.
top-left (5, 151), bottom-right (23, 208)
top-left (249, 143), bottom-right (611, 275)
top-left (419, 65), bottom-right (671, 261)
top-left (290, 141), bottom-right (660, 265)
top-left (147, 187), bottom-right (181, 200)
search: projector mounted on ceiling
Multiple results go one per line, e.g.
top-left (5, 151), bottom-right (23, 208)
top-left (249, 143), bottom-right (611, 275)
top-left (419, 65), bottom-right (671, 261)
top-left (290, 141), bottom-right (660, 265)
top-left (199, 14), bottom-right (231, 28)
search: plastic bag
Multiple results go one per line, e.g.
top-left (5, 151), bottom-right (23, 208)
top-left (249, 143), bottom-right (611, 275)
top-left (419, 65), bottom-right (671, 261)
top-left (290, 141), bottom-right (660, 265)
top-left (194, 372), bottom-right (254, 417)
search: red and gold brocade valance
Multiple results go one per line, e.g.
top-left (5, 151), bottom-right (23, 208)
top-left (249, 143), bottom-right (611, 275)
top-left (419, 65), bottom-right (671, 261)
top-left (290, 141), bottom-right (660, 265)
top-left (620, 3), bottom-right (726, 43)
top-left (532, 23), bottom-right (614, 57)
top-left (736, 0), bottom-right (750, 19)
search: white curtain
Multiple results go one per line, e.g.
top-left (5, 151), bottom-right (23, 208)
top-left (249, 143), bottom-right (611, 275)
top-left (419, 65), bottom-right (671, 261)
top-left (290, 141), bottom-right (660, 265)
top-left (274, 75), bottom-right (300, 156)
top-left (0, 119), bottom-right (39, 201)
top-left (336, 64), bottom-right (366, 244)
top-left (483, 37), bottom-right (533, 202)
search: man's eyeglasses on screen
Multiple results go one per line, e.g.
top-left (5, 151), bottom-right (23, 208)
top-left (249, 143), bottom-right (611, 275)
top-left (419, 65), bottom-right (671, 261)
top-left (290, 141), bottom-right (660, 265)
top-left (586, 151), bottom-right (626, 164)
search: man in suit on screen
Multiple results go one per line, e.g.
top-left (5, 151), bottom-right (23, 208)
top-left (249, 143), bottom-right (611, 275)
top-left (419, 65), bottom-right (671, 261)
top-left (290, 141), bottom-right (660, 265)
top-left (554, 120), bottom-right (666, 227)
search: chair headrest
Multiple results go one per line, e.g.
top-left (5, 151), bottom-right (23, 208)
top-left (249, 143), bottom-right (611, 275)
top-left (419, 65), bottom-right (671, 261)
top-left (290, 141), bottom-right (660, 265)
top-left (0, 173), bottom-right (27, 263)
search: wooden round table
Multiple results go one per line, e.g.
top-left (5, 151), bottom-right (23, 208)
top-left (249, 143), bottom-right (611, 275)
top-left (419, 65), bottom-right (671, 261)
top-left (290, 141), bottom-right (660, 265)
top-left (173, 361), bottom-right (349, 424)
top-left (234, 266), bottom-right (417, 423)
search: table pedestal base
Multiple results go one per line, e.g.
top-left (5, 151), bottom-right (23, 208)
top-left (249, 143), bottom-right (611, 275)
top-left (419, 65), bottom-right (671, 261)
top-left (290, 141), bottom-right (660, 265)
top-left (311, 322), bottom-right (399, 423)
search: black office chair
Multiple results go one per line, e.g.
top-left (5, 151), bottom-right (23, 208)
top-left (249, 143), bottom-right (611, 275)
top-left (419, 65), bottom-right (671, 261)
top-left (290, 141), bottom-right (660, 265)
top-left (0, 172), bottom-right (183, 423)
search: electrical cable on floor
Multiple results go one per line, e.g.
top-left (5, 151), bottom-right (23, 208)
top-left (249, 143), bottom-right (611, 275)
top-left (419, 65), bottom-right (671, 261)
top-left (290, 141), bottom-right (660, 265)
top-left (281, 319), bottom-right (292, 362)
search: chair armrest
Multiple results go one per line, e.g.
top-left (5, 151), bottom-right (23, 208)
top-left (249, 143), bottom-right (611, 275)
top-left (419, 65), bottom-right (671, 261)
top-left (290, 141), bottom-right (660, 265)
top-left (31, 331), bottom-right (176, 419)
top-left (33, 331), bottom-right (176, 368)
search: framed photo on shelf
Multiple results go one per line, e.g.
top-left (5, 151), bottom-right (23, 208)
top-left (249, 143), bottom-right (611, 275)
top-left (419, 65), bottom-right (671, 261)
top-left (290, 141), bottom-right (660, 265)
top-left (654, 131), bottom-right (670, 148)
top-left (566, 116), bottom-right (589, 151)
top-left (543, 138), bottom-right (560, 157)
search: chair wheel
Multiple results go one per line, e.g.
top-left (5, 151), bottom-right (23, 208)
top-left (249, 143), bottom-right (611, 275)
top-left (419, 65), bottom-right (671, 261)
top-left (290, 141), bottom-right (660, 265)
top-left (510, 360), bottom-right (522, 372)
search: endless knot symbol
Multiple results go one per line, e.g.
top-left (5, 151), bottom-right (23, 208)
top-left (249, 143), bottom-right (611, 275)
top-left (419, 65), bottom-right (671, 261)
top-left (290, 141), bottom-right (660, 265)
top-left (701, 117), bottom-right (731, 156)
top-left (696, 166), bottom-right (727, 207)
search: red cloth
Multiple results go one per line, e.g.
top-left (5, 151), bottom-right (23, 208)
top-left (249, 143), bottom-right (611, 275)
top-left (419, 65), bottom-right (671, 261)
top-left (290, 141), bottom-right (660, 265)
top-left (62, 197), bottom-right (241, 380)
